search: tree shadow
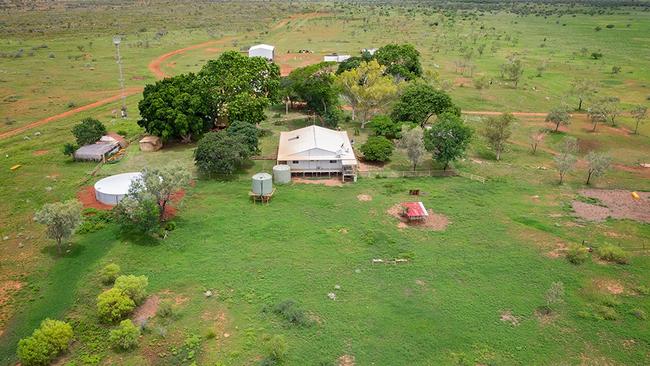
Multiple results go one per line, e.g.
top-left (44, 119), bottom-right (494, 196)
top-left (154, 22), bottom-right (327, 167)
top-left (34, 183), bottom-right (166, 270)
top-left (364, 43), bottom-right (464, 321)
top-left (117, 229), bottom-right (161, 247)
top-left (40, 241), bottom-right (87, 259)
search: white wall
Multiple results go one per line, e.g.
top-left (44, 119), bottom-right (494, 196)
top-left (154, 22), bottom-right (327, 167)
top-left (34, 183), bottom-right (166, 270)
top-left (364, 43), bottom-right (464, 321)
top-left (249, 48), bottom-right (274, 61)
top-left (280, 160), bottom-right (343, 171)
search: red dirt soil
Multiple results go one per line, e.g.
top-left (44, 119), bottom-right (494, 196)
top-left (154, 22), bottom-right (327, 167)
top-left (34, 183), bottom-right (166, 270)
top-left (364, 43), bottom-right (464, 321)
top-left (32, 149), bottom-right (49, 156)
top-left (147, 37), bottom-right (234, 79)
top-left (76, 186), bottom-right (187, 220)
top-left (387, 203), bottom-right (450, 231)
top-left (0, 87), bottom-right (143, 141)
top-left (572, 189), bottom-right (650, 223)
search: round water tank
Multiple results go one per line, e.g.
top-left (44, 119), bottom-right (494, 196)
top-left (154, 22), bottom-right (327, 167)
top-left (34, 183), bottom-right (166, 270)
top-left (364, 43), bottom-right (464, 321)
top-left (272, 164), bottom-right (291, 184)
top-left (94, 172), bottom-right (142, 206)
top-left (252, 172), bottom-right (273, 195)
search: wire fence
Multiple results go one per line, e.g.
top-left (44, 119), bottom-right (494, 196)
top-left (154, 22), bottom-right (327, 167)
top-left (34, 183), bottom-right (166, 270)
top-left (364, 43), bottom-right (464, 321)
top-left (357, 169), bottom-right (486, 182)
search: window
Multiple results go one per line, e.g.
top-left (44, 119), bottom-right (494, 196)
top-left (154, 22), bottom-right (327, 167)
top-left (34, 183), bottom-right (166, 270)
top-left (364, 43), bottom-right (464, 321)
top-left (329, 160), bottom-right (337, 163)
top-left (292, 161), bottom-right (299, 164)
top-left (278, 161), bottom-right (287, 164)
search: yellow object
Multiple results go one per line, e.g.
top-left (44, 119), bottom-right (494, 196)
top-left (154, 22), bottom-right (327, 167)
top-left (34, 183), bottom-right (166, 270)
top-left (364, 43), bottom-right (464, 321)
top-left (631, 191), bottom-right (640, 200)
top-left (10, 164), bottom-right (21, 171)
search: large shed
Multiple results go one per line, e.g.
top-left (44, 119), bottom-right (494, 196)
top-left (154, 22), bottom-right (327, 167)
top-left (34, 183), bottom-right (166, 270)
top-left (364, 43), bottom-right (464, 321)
top-left (248, 44), bottom-right (275, 61)
top-left (73, 142), bottom-right (119, 162)
top-left (277, 125), bottom-right (357, 181)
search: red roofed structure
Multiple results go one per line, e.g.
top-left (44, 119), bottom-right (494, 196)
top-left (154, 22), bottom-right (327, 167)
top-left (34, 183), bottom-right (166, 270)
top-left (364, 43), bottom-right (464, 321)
top-left (402, 202), bottom-right (429, 221)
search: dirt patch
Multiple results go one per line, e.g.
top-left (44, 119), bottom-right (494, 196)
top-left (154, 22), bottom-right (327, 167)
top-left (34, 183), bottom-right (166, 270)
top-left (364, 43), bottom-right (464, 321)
top-left (77, 186), bottom-right (113, 210)
top-left (614, 164), bottom-right (650, 179)
top-left (357, 194), bottom-right (372, 201)
top-left (0, 280), bottom-right (23, 334)
top-left (338, 354), bottom-right (355, 366)
top-left (546, 242), bottom-right (568, 259)
top-left (387, 204), bottom-right (450, 231)
top-left (572, 189), bottom-right (650, 223)
top-left (534, 308), bottom-right (558, 325)
top-left (293, 177), bottom-right (343, 187)
top-left (132, 295), bottom-right (160, 326)
top-left (276, 52), bottom-right (322, 76)
top-left (499, 310), bottom-right (520, 326)
top-left (32, 149), bottom-right (49, 156)
top-left (593, 279), bottom-right (624, 295)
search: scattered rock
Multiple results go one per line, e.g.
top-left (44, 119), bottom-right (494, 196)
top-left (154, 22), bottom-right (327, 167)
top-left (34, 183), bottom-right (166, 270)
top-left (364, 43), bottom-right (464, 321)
top-left (223, 332), bottom-right (230, 338)
top-left (18, 242), bottom-right (23, 248)
top-left (2, 236), bottom-right (8, 241)
top-left (338, 354), bottom-right (355, 366)
top-left (356, 194), bottom-right (372, 201)
top-left (204, 290), bottom-right (213, 298)
top-left (327, 292), bottom-right (336, 300)
top-left (45, 186), bottom-right (52, 192)
top-left (334, 284), bottom-right (341, 290)
top-left (34, 131), bottom-right (41, 136)
top-left (500, 310), bottom-right (520, 326)
top-left (354, 269), bottom-right (361, 274)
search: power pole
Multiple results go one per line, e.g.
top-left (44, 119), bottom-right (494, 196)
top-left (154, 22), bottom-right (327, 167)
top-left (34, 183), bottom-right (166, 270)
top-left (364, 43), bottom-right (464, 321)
top-left (113, 36), bottom-right (127, 118)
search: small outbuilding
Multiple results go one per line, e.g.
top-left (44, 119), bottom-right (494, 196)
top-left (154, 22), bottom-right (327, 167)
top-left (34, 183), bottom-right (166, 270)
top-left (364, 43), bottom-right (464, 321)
top-left (73, 142), bottom-right (120, 162)
top-left (323, 54), bottom-right (351, 63)
top-left (248, 44), bottom-right (275, 61)
top-left (139, 135), bottom-right (162, 152)
top-left (401, 202), bottom-right (429, 221)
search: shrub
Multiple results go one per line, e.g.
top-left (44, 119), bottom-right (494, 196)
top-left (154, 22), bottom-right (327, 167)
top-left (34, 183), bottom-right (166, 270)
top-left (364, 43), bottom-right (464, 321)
top-left (114, 275), bottom-right (149, 304)
top-left (194, 131), bottom-right (251, 177)
top-left (157, 300), bottom-right (175, 318)
top-left (596, 244), bottom-right (629, 264)
top-left (72, 117), bottom-right (106, 146)
top-left (595, 305), bottom-right (619, 320)
top-left (97, 288), bottom-right (136, 323)
top-left (76, 208), bottom-right (114, 234)
top-left (17, 319), bottom-right (73, 366)
top-left (359, 136), bottom-right (394, 162)
top-left (109, 319), bottom-right (140, 350)
top-left (114, 194), bottom-right (160, 235)
top-left (630, 308), bottom-right (647, 320)
top-left (62, 143), bottom-right (77, 157)
top-left (270, 299), bottom-right (312, 327)
top-left (634, 285), bottom-right (649, 296)
top-left (100, 263), bottom-right (121, 285)
top-left (369, 115), bottom-right (401, 140)
top-left (262, 335), bottom-right (288, 364)
top-left (566, 244), bottom-right (589, 264)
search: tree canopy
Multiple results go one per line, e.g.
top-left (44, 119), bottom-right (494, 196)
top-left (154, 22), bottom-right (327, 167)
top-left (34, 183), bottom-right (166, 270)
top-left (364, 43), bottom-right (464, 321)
top-left (335, 60), bottom-right (399, 127)
top-left (284, 62), bottom-right (341, 126)
top-left (391, 83), bottom-right (459, 127)
top-left (72, 118), bottom-right (106, 146)
top-left (424, 113), bottom-right (473, 169)
top-left (194, 131), bottom-right (251, 177)
top-left (227, 120), bottom-right (260, 154)
top-left (374, 43), bottom-right (422, 81)
top-left (482, 113), bottom-right (515, 161)
top-left (359, 135), bottom-right (394, 162)
top-left (368, 115), bottom-right (404, 140)
top-left (137, 73), bottom-right (210, 142)
top-left (34, 199), bottom-right (83, 255)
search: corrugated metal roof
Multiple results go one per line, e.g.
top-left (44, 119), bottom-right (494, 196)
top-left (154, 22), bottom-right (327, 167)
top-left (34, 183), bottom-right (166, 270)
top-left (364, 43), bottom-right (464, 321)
top-left (249, 44), bottom-right (275, 51)
top-left (403, 202), bottom-right (429, 218)
top-left (277, 125), bottom-right (356, 162)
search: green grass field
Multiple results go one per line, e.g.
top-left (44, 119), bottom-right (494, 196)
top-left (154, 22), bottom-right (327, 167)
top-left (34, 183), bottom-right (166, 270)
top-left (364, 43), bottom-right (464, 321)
top-left (1, 1), bottom-right (649, 365)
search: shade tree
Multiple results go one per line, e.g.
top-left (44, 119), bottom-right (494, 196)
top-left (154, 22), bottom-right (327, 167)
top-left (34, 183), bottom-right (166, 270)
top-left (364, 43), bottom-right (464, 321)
top-left (34, 200), bottom-right (83, 255)
top-left (72, 117), bottom-right (106, 146)
top-left (374, 43), bottom-right (422, 81)
top-left (194, 131), bottom-right (251, 177)
top-left (391, 83), bottom-right (459, 127)
top-left (359, 136), bottom-right (394, 162)
top-left (423, 113), bottom-right (473, 170)
top-left (482, 112), bottom-right (515, 161)
top-left (397, 126), bottom-right (427, 171)
top-left (545, 105), bottom-right (571, 132)
top-left (630, 105), bottom-right (647, 134)
top-left (585, 151), bottom-right (611, 185)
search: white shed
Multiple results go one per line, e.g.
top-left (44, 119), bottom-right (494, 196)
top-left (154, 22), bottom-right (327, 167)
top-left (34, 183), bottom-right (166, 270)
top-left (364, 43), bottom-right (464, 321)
top-left (248, 44), bottom-right (275, 61)
top-left (323, 54), bottom-right (352, 63)
top-left (277, 125), bottom-right (357, 181)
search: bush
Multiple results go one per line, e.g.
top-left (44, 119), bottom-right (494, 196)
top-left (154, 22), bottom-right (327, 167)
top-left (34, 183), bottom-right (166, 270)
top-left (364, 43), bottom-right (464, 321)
top-left (157, 300), bottom-right (175, 318)
top-left (17, 319), bottom-right (73, 366)
top-left (359, 136), bottom-right (394, 162)
top-left (100, 263), bottom-right (121, 285)
top-left (62, 143), bottom-right (77, 157)
top-left (109, 319), bottom-right (140, 350)
top-left (369, 115), bottom-right (401, 140)
top-left (595, 305), bottom-right (619, 320)
top-left (270, 299), bottom-right (312, 327)
top-left (72, 117), bottom-right (106, 146)
top-left (76, 208), bottom-right (114, 234)
top-left (194, 131), bottom-right (251, 177)
top-left (114, 275), bottom-right (149, 304)
top-left (262, 335), bottom-right (288, 364)
top-left (97, 288), bottom-right (136, 323)
top-left (566, 244), bottom-right (589, 264)
top-left (596, 244), bottom-right (629, 264)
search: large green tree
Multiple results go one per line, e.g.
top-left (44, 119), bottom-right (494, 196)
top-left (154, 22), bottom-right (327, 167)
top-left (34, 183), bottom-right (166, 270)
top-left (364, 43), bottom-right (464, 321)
top-left (359, 136), bottom-right (394, 162)
top-left (483, 113), bottom-right (515, 161)
top-left (34, 200), bottom-right (83, 255)
top-left (284, 62), bottom-right (341, 125)
top-left (374, 43), bottom-right (422, 81)
top-left (424, 113), bottom-right (473, 170)
top-left (335, 59), bottom-right (400, 127)
top-left (227, 120), bottom-right (260, 154)
top-left (199, 51), bottom-right (280, 125)
top-left (391, 83), bottom-right (459, 127)
top-left (72, 118), bottom-right (107, 146)
top-left (138, 73), bottom-right (210, 142)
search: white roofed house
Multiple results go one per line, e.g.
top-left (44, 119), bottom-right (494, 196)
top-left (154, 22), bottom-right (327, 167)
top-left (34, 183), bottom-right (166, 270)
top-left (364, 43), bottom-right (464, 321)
top-left (248, 44), bottom-right (275, 61)
top-left (277, 125), bottom-right (358, 182)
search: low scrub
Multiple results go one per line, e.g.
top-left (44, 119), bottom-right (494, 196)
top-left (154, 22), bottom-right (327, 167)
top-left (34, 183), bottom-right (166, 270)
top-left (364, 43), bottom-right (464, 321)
top-left (596, 244), bottom-right (629, 264)
top-left (114, 275), bottom-right (149, 304)
top-left (17, 319), bottom-right (73, 366)
top-left (109, 319), bottom-right (141, 350)
top-left (99, 263), bottom-right (121, 285)
top-left (566, 244), bottom-right (589, 264)
top-left (266, 299), bottom-right (312, 327)
top-left (97, 288), bottom-right (136, 323)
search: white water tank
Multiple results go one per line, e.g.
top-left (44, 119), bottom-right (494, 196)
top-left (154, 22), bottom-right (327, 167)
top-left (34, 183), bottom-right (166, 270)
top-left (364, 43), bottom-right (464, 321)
top-left (272, 165), bottom-right (291, 184)
top-left (94, 172), bottom-right (142, 205)
top-left (252, 173), bottom-right (273, 195)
